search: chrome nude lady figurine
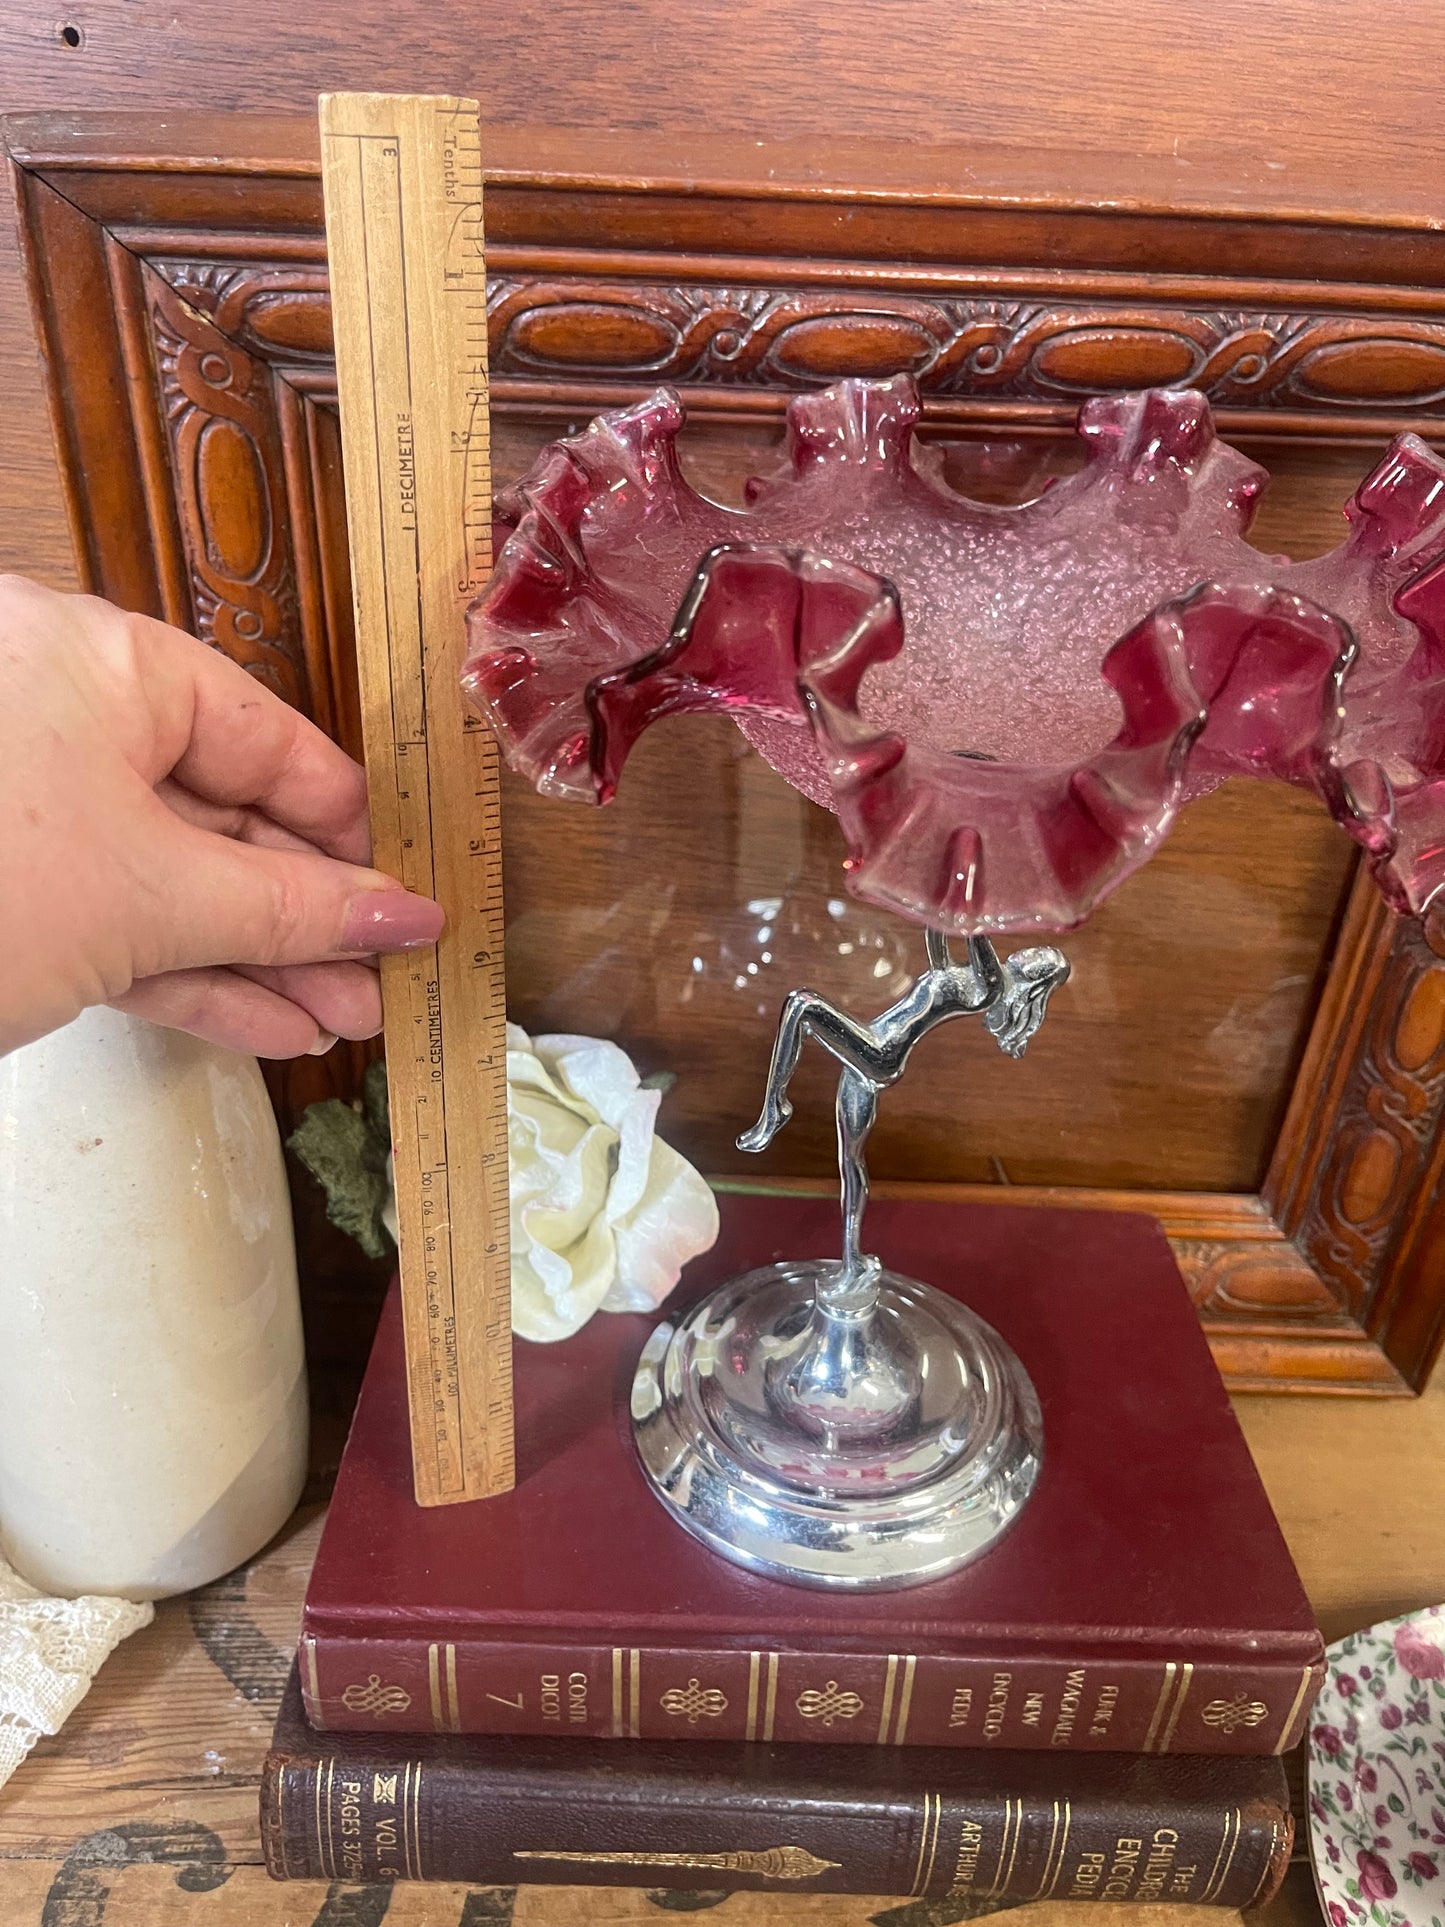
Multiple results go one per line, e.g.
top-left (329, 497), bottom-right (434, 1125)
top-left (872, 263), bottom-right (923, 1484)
top-left (740, 932), bottom-right (1071, 1289)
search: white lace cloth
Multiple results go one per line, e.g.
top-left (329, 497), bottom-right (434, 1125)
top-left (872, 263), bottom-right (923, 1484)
top-left (0, 1554), bottom-right (152, 1784)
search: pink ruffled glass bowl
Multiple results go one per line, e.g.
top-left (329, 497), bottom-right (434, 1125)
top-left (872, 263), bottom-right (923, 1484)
top-left (463, 375), bottom-right (1445, 936)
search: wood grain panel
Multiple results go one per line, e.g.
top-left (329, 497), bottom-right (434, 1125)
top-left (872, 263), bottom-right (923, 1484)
top-left (1, 0), bottom-right (1442, 183)
top-left (11, 169), bottom-right (161, 611)
top-left (150, 259), bottom-right (1445, 419)
top-left (0, 149), bottom-right (80, 596)
top-left (141, 251), bottom-right (1445, 447)
top-left (483, 282), bottom-right (1445, 414)
top-left (142, 263), bottom-right (309, 704)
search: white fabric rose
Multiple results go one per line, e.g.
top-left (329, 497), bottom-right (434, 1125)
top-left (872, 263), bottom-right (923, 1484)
top-left (506, 1024), bottom-right (718, 1342)
top-left (386, 1027), bottom-right (718, 1343)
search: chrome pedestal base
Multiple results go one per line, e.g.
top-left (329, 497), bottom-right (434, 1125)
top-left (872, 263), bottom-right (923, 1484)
top-left (631, 1258), bottom-right (1042, 1591)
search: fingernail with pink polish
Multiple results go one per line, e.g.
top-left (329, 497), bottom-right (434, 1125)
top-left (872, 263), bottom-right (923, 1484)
top-left (342, 889), bottom-right (446, 954)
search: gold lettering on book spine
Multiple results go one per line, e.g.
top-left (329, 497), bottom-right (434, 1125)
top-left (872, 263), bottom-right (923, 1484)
top-left (514, 1845), bottom-right (839, 1880)
top-left (378, 1760), bottom-right (423, 1882)
top-left (371, 1760), bottom-right (422, 1881)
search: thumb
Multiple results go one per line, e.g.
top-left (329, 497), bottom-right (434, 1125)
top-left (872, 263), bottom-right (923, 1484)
top-left (129, 812), bottom-right (444, 976)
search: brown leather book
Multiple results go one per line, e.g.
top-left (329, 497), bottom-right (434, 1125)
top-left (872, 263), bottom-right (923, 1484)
top-left (262, 1666), bottom-right (1294, 1903)
top-left (301, 1194), bottom-right (1324, 1755)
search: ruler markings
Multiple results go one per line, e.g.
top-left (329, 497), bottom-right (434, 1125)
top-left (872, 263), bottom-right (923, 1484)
top-left (363, 132), bottom-right (458, 1460)
top-left (322, 93), bottom-right (513, 1504)
top-left (390, 138), bottom-right (464, 1459)
top-left (361, 128), bottom-right (461, 1467)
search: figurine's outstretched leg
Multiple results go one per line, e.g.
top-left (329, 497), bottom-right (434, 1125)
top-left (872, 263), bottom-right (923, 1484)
top-left (836, 1068), bottom-right (878, 1284)
top-left (737, 990), bottom-right (900, 1153)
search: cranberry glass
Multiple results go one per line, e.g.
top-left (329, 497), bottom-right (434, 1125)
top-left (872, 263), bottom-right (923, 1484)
top-left (465, 376), bottom-right (1445, 934)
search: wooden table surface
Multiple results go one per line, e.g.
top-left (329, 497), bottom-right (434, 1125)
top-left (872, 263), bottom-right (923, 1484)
top-left (1, 1375), bottom-right (1440, 1927)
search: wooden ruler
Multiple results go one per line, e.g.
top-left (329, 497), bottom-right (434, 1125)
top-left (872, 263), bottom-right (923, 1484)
top-left (320, 92), bottom-right (513, 1505)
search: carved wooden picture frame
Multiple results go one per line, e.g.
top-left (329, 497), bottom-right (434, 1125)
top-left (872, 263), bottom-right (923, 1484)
top-left (10, 112), bottom-right (1445, 1397)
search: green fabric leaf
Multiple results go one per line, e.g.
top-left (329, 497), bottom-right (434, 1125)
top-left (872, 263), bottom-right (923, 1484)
top-left (286, 1093), bottom-right (393, 1261)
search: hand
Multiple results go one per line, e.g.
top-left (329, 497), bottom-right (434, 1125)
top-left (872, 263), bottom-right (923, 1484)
top-left (0, 574), bottom-right (444, 1058)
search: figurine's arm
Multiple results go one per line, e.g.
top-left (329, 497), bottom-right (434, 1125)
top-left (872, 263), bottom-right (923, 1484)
top-left (925, 929), bottom-right (1005, 1010)
top-left (984, 947), bottom-right (1071, 1058)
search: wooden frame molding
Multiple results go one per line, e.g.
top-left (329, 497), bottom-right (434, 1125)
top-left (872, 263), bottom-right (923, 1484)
top-left (10, 112), bottom-right (1445, 1396)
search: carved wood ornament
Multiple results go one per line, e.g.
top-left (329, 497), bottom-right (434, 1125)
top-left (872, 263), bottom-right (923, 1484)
top-left (10, 113), bottom-right (1445, 1394)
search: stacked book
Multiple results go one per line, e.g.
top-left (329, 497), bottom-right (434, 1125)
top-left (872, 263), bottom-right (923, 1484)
top-left (262, 1194), bottom-right (1322, 1907)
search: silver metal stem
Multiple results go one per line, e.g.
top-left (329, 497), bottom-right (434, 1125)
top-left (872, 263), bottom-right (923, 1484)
top-left (832, 1069), bottom-right (877, 1306)
top-left (634, 926), bottom-right (1073, 1589)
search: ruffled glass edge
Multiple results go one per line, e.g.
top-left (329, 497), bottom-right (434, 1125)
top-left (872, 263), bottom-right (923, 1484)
top-left (464, 377), bottom-right (1445, 934)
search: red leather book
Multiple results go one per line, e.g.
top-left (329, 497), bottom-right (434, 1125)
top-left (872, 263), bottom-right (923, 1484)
top-left (301, 1194), bottom-right (1323, 1756)
top-left (264, 1665), bottom-right (1294, 1903)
